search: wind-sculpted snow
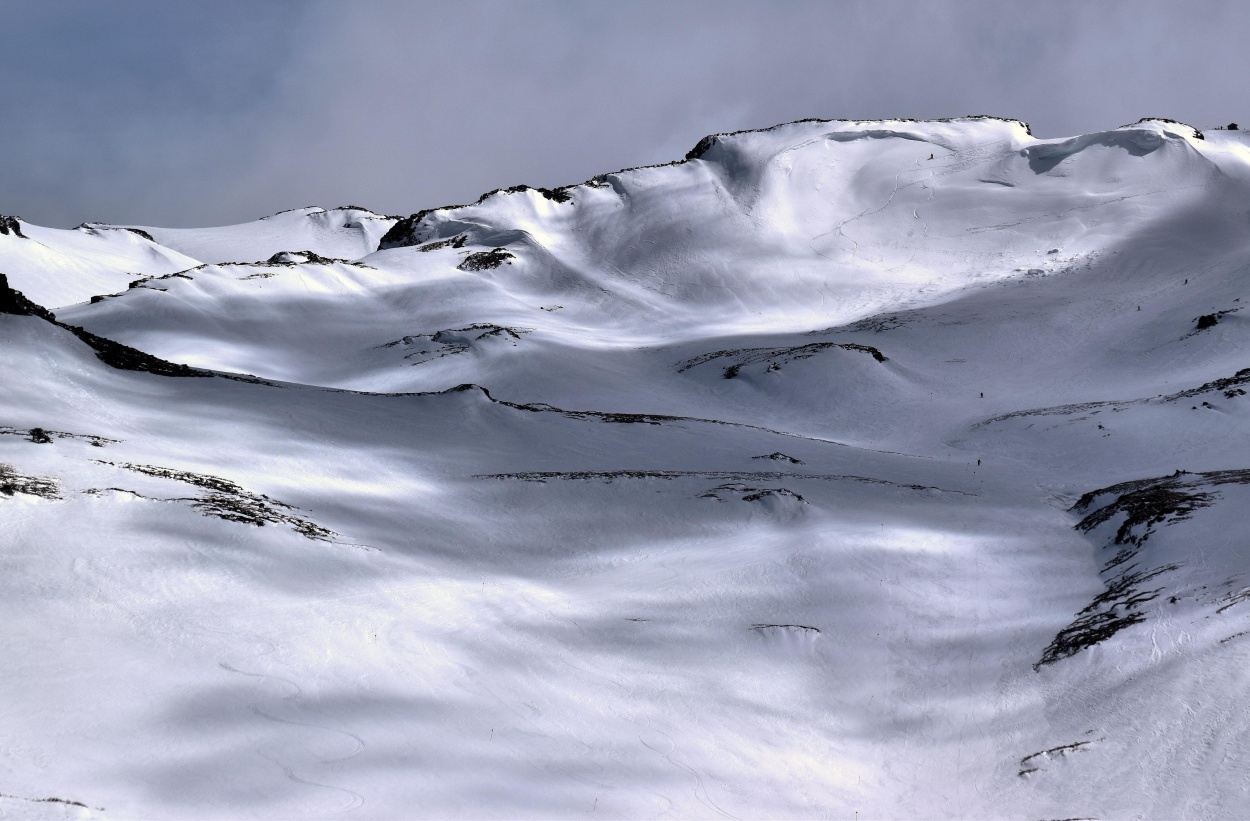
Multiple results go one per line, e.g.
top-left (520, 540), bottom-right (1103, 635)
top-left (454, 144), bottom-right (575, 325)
top-left (7, 117), bottom-right (1250, 819)
top-left (0, 220), bottom-right (201, 308)
top-left (125, 206), bottom-right (398, 266)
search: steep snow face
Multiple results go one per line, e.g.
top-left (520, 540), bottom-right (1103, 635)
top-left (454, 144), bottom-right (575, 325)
top-left (7, 118), bottom-right (1250, 819)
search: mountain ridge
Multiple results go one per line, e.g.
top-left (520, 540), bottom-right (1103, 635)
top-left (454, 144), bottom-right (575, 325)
top-left (3, 115), bottom-right (1250, 819)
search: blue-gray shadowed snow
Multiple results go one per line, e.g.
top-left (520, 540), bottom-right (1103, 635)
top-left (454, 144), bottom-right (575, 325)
top-left (5, 117), bottom-right (1250, 818)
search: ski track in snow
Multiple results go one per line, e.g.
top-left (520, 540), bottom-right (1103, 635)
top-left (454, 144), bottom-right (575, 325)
top-left (192, 619), bottom-right (368, 814)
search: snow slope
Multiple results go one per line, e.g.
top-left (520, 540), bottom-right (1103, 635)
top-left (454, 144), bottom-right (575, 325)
top-left (0, 220), bottom-right (200, 309)
top-left (5, 117), bottom-right (1250, 819)
top-left (120, 206), bottom-right (398, 267)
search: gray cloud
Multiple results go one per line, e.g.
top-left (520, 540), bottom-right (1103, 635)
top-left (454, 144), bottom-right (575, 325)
top-left (2, 0), bottom-right (1247, 227)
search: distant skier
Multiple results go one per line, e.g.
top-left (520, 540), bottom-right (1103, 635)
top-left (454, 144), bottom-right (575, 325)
top-left (980, 392), bottom-right (984, 398)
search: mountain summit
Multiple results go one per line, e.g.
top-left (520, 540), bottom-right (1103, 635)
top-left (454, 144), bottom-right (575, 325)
top-left (3, 117), bottom-right (1250, 819)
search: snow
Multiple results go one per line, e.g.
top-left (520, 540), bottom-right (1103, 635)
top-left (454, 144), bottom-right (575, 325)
top-left (4, 117), bottom-right (1250, 818)
top-left (121, 207), bottom-right (398, 267)
top-left (0, 223), bottom-right (199, 310)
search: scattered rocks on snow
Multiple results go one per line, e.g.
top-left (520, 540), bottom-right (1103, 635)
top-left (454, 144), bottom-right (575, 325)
top-left (1037, 468), bottom-right (1250, 670)
top-left (0, 464), bottom-right (60, 498)
top-left (379, 324), bottom-right (527, 364)
top-left (457, 248), bottom-right (515, 272)
top-left (676, 341), bottom-right (886, 378)
top-left (93, 461), bottom-right (336, 541)
top-left (753, 452), bottom-right (805, 464)
top-left (416, 234), bottom-right (467, 253)
top-left (701, 482), bottom-right (807, 504)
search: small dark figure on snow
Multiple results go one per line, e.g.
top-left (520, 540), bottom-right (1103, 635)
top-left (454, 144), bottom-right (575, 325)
top-left (979, 392), bottom-right (984, 398)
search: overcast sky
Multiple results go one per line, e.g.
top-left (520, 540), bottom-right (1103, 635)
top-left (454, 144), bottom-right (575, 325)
top-left (2, 0), bottom-right (1247, 228)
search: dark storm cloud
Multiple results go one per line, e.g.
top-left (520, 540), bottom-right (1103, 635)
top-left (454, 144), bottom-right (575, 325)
top-left (2, 0), bottom-right (1247, 228)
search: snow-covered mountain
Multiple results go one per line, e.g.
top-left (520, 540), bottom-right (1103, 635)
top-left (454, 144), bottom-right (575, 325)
top-left (3, 116), bottom-right (1250, 819)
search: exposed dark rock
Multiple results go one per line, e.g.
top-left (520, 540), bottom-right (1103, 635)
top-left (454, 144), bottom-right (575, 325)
top-left (686, 135), bottom-right (719, 160)
top-left (457, 248), bottom-right (515, 271)
top-left (1196, 313), bottom-right (1219, 330)
top-left (400, 383), bottom-right (856, 448)
top-left (263, 250), bottom-right (339, 266)
top-left (1017, 739), bottom-right (1100, 777)
top-left (501, 184), bottom-right (573, 203)
top-left (379, 324), bottom-right (528, 364)
top-left (0, 464), bottom-right (60, 498)
top-left (0, 425), bottom-right (119, 447)
top-left (2, 273), bottom-right (211, 377)
top-left (96, 461), bottom-right (336, 541)
top-left (64, 324), bottom-right (210, 377)
top-left (753, 452), bottom-right (804, 464)
top-left (0, 215), bottom-right (26, 238)
top-left (0, 273), bottom-right (56, 321)
top-left (477, 468), bottom-right (958, 495)
top-left (1036, 564), bottom-right (1176, 670)
top-left (73, 224), bottom-right (155, 242)
top-left (377, 212), bottom-right (430, 249)
top-left (329, 204), bottom-right (397, 216)
top-left (1119, 117), bottom-right (1204, 139)
top-left (415, 235), bottom-right (467, 252)
top-left (676, 341), bottom-right (886, 377)
top-left (1036, 469), bottom-right (1250, 670)
top-left (0, 792), bottom-right (92, 810)
top-left (379, 186), bottom-right (571, 250)
top-left (976, 367), bottom-right (1250, 429)
top-left (118, 226), bottom-right (155, 241)
top-left (702, 482), bottom-right (807, 504)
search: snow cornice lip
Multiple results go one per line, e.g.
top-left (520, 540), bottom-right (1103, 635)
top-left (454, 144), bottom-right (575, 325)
top-left (379, 114), bottom-right (1035, 249)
